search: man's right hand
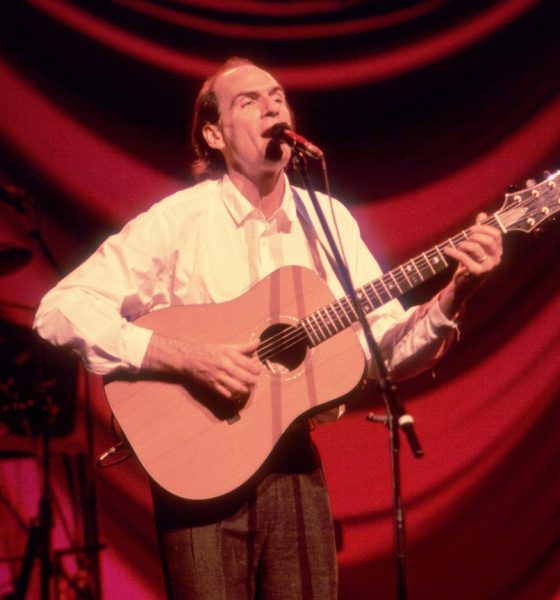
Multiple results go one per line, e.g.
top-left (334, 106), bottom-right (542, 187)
top-left (141, 333), bottom-right (262, 401)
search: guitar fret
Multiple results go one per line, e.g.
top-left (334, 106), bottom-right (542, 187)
top-left (394, 268), bottom-right (412, 293)
top-left (411, 257), bottom-right (424, 280)
top-left (356, 289), bottom-right (374, 314)
top-left (314, 309), bottom-right (327, 337)
top-left (377, 277), bottom-right (393, 301)
top-left (309, 315), bottom-right (323, 344)
top-left (386, 272), bottom-right (402, 295)
top-left (329, 300), bottom-right (343, 325)
top-left (320, 313), bottom-right (332, 339)
top-left (435, 245), bottom-right (449, 267)
top-left (423, 252), bottom-right (437, 275)
top-left (365, 282), bottom-right (384, 308)
top-left (320, 307), bottom-right (337, 336)
top-left (313, 311), bottom-right (329, 341)
top-left (306, 314), bottom-right (324, 346)
top-left (400, 264), bottom-right (413, 287)
top-left (326, 302), bottom-right (344, 331)
top-left (370, 282), bottom-right (385, 305)
top-left (402, 260), bottom-right (424, 288)
top-left (417, 256), bottom-right (432, 280)
top-left (362, 287), bottom-right (375, 310)
top-left (336, 299), bottom-right (354, 327)
top-left (300, 318), bottom-right (318, 346)
top-left (341, 297), bottom-right (358, 322)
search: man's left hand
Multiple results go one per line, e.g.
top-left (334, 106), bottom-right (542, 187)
top-left (439, 212), bottom-right (503, 318)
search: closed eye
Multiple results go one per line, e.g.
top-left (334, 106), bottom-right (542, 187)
top-left (271, 88), bottom-right (285, 103)
top-left (232, 86), bottom-right (286, 109)
top-left (240, 97), bottom-right (256, 108)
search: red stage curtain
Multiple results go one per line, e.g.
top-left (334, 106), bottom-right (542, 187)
top-left (1, 1), bottom-right (559, 598)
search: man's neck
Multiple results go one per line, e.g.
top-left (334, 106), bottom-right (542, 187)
top-left (227, 168), bottom-right (285, 219)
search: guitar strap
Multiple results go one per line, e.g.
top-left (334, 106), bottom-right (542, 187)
top-left (291, 187), bottom-right (346, 289)
top-left (292, 187), bottom-right (349, 424)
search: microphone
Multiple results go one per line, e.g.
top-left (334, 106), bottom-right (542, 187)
top-left (262, 122), bottom-right (324, 160)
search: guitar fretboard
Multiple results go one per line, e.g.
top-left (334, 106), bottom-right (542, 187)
top-left (300, 215), bottom-right (500, 347)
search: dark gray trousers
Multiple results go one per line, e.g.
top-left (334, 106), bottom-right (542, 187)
top-left (151, 426), bottom-right (338, 599)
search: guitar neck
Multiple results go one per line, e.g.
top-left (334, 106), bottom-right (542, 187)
top-left (300, 214), bottom-right (502, 347)
top-left (296, 167), bottom-right (560, 347)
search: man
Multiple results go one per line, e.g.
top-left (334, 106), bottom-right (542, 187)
top-left (34, 58), bottom-right (502, 599)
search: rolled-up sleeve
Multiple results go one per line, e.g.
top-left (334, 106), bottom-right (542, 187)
top-left (368, 295), bottom-right (459, 381)
top-left (344, 212), bottom-right (460, 382)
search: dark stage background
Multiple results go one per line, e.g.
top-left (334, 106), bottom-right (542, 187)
top-left (1, 1), bottom-right (559, 598)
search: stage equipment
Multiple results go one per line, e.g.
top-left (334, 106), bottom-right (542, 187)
top-left (0, 244), bottom-right (31, 276)
top-left (0, 322), bottom-right (84, 599)
top-left (0, 174), bottom-right (103, 598)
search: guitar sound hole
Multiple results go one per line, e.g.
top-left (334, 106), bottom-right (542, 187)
top-left (258, 323), bottom-right (308, 374)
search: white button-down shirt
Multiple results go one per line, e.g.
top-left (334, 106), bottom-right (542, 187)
top-left (34, 174), bottom-right (457, 381)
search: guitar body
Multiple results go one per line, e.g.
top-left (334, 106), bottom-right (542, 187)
top-left (105, 266), bottom-right (366, 500)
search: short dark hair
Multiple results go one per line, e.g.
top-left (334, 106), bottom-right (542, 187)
top-left (191, 57), bottom-right (254, 180)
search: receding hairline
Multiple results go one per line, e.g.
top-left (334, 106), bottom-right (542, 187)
top-left (211, 64), bottom-right (283, 106)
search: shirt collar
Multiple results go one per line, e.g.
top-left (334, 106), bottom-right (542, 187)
top-left (220, 173), bottom-right (297, 231)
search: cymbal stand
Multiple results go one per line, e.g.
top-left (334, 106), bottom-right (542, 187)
top-left (6, 426), bottom-right (54, 600)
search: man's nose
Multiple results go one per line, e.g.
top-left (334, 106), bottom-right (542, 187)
top-left (261, 96), bottom-right (279, 117)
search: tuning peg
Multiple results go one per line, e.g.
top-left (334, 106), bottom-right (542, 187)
top-left (543, 170), bottom-right (551, 179)
top-left (526, 178), bottom-right (537, 187)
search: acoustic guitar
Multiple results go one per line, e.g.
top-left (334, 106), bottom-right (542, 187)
top-left (105, 172), bottom-right (559, 500)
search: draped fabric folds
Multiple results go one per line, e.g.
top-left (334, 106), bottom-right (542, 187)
top-left (0, 1), bottom-right (559, 598)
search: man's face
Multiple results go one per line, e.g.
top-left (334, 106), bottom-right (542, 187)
top-left (205, 64), bottom-right (293, 179)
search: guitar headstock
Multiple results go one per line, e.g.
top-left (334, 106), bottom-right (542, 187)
top-left (499, 170), bottom-right (560, 233)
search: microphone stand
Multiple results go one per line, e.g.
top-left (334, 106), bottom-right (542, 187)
top-left (291, 150), bottom-right (423, 600)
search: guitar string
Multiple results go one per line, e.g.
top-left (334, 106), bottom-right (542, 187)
top-left (257, 224), bottom-right (488, 361)
top-left (256, 297), bottom-right (358, 361)
top-left (256, 293), bottom-right (364, 361)
top-left (255, 229), bottom-right (472, 362)
top-left (256, 186), bottom-right (556, 362)
top-left (255, 242), bottom-right (458, 361)
top-left (257, 327), bottom-right (308, 363)
top-left (256, 232), bottom-right (480, 362)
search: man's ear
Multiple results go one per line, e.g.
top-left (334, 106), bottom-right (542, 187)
top-left (203, 123), bottom-right (225, 150)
